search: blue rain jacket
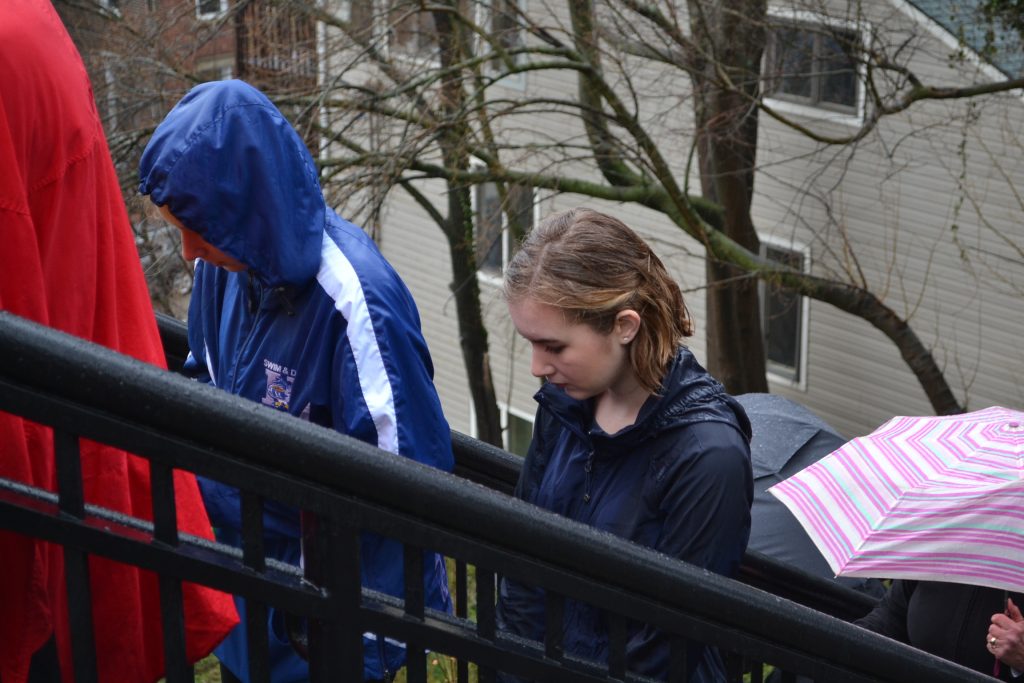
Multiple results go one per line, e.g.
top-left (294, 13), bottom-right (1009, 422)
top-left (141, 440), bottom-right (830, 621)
top-left (497, 348), bottom-right (753, 682)
top-left (139, 80), bottom-right (454, 682)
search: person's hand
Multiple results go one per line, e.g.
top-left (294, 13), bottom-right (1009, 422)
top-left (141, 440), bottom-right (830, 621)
top-left (988, 597), bottom-right (1024, 671)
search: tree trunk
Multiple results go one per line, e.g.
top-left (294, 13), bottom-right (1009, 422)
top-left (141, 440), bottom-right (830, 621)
top-left (433, 5), bottom-right (504, 446)
top-left (816, 280), bottom-right (965, 415)
top-left (445, 185), bottom-right (504, 446)
top-left (689, 0), bottom-right (769, 394)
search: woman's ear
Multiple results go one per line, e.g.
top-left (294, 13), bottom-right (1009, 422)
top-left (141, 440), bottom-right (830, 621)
top-left (614, 309), bottom-right (642, 344)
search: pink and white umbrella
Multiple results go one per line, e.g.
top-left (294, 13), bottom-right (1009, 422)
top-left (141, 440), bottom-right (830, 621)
top-left (768, 406), bottom-right (1024, 593)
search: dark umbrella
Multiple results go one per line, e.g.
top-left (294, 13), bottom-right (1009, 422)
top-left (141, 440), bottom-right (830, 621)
top-left (736, 392), bottom-right (885, 597)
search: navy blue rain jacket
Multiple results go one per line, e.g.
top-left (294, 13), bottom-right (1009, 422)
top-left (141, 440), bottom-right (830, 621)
top-left (497, 347), bottom-right (753, 682)
top-left (138, 80), bottom-right (454, 682)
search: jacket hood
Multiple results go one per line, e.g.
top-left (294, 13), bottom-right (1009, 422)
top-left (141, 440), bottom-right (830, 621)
top-left (538, 347), bottom-right (752, 452)
top-left (138, 80), bottom-right (324, 287)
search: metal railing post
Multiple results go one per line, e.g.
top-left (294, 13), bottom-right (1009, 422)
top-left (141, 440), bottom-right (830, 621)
top-left (303, 508), bottom-right (363, 681)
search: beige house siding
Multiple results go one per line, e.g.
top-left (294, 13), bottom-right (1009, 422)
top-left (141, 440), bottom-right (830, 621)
top-left (366, 183), bottom-right (475, 432)
top-left (340, 0), bottom-right (1024, 442)
top-left (754, 0), bottom-right (1024, 436)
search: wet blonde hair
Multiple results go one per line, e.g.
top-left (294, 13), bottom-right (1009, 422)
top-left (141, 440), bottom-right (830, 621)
top-left (504, 208), bottom-right (694, 393)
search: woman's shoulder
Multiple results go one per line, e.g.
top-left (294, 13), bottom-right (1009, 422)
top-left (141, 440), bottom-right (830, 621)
top-left (639, 420), bottom-right (752, 517)
top-left (653, 385), bottom-right (752, 446)
top-left (639, 406), bottom-right (752, 504)
top-left (650, 418), bottom-right (750, 467)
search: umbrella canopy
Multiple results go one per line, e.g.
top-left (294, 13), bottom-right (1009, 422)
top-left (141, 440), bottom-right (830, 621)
top-left (737, 393), bottom-right (884, 596)
top-left (769, 406), bottom-right (1024, 593)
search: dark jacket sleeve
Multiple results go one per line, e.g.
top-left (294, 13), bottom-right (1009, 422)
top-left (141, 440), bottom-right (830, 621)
top-left (627, 420), bottom-right (754, 680)
top-left (650, 421), bottom-right (753, 574)
top-left (495, 410), bottom-right (558, 683)
top-left (855, 579), bottom-right (914, 642)
top-left (497, 410), bottom-right (553, 639)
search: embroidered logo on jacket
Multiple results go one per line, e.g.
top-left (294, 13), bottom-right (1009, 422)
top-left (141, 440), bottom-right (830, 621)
top-left (262, 358), bottom-right (297, 410)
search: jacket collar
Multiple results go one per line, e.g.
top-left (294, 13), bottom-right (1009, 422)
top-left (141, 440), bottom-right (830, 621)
top-left (535, 347), bottom-right (752, 455)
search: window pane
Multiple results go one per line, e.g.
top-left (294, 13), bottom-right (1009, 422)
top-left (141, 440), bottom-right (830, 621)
top-left (763, 246), bottom-right (803, 380)
top-left (492, 0), bottom-right (523, 52)
top-left (767, 23), bottom-right (860, 111)
top-left (391, 8), bottom-right (436, 57)
top-left (772, 27), bottom-right (814, 99)
top-left (819, 32), bottom-right (858, 107)
top-left (475, 183), bottom-right (503, 276)
top-left (507, 184), bottom-right (533, 260)
top-left (100, 65), bottom-right (118, 130)
top-left (506, 413), bottom-right (533, 457)
top-left (197, 64), bottom-right (231, 82)
top-left (339, 1), bottom-right (375, 40)
top-left (765, 287), bottom-right (800, 370)
top-left (197, 0), bottom-right (221, 15)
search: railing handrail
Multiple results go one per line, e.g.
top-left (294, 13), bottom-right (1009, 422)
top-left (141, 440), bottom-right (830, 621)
top-left (157, 312), bottom-right (879, 621)
top-left (1, 311), bottom-right (988, 682)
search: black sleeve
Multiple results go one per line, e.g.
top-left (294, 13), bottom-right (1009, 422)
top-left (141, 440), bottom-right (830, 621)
top-left (496, 407), bottom-right (558, 683)
top-left (625, 420), bottom-right (753, 680)
top-left (855, 579), bottom-right (915, 643)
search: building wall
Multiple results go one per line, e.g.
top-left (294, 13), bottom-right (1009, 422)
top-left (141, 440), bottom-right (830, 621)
top-left (329, 0), bottom-right (1024, 441)
top-left (55, 0), bottom-right (1024, 456)
top-left (372, 185), bottom-right (478, 429)
top-left (753, 0), bottom-right (1024, 436)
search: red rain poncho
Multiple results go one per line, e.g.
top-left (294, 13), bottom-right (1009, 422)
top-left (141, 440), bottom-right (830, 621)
top-left (0, 1), bottom-right (239, 680)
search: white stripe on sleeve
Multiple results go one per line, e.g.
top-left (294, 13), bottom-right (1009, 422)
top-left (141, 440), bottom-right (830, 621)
top-left (203, 344), bottom-right (217, 386)
top-left (316, 233), bottom-right (400, 454)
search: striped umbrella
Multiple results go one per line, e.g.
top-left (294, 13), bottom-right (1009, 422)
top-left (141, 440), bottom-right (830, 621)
top-left (768, 406), bottom-right (1024, 593)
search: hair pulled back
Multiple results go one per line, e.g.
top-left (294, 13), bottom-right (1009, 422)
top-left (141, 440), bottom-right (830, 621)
top-left (504, 208), bottom-right (694, 393)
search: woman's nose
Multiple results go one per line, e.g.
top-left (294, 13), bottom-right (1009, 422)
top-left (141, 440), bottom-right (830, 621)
top-left (530, 349), bottom-right (552, 378)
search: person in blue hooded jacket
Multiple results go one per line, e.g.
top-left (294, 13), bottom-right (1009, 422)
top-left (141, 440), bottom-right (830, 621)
top-left (498, 208), bottom-right (753, 682)
top-left (138, 79), bottom-right (454, 683)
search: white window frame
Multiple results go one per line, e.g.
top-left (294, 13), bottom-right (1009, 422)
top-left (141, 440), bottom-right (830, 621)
top-left (102, 62), bottom-right (118, 131)
top-left (382, 1), bottom-right (442, 67)
top-left (332, 1), bottom-right (390, 61)
top-left (478, 0), bottom-right (527, 89)
top-left (196, 0), bottom-right (228, 21)
top-left (468, 401), bottom-right (535, 456)
top-left (334, 0), bottom-right (377, 28)
top-left (763, 9), bottom-right (868, 126)
top-left (759, 236), bottom-right (810, 390)
top-left (335, 1), bottom-right (529, 78)
top-left (196, 58), bottom-right (234, 83)
top-left (336, 0), bottom-right (353, 22)
top-left (98, 0), bottom-right (120, 16)
top-left (470, 159), bottom-right (538, 287)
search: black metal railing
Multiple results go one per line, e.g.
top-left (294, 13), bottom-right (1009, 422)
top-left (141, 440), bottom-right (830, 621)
top-left (156, 313), bottom-right (878, 623)
top-left (0, 311), bottom-right (991, 683)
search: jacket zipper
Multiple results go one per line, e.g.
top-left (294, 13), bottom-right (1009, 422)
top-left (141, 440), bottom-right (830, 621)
top-left (583, 449), bottom-right (594, 503)
top-left (229, 274), bottom-right (264, 393)
top-left (246, 270), bottom-right (258, 314)
top-left (378, 638), bottom-right (391, 682)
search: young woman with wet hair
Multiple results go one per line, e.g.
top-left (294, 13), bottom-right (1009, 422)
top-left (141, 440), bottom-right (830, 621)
top-left (498, 208), bottom-right (753, 682)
